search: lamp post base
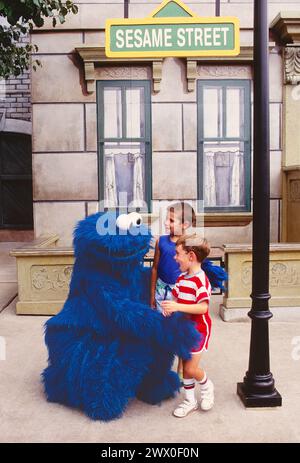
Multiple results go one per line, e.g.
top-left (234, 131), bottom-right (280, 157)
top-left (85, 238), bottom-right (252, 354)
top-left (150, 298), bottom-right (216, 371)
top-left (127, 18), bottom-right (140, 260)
top-left (237, 383), bottom-right (282, 408)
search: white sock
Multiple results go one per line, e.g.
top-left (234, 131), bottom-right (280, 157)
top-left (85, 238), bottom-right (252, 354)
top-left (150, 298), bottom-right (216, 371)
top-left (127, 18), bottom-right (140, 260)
top-left (183, 378), bottom-right (196, 403)
top-left (198, 372), bottom-right (208, 389)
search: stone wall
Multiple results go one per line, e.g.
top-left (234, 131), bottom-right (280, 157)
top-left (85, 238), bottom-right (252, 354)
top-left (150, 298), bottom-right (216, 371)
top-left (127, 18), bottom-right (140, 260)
top-left (29, 0), bottom-right (297, 245)
top-left (0, 35), bottom-right (31, 123)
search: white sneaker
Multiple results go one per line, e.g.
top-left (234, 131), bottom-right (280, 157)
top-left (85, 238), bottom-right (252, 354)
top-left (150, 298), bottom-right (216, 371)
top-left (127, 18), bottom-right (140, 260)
top-left (173, 400), bottom-right (198, 418)
top-left (200, 379), bottom-right (214, 411)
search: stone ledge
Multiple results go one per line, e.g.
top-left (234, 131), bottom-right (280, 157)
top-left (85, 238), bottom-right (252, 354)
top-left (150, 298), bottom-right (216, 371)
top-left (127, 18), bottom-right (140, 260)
top-left (222, 242), bottom-right (300, 321)
top-left (203, 213), bottom-right (253, 227)
top-left (220, 304), bottom-right (300, 323)
top-left (75, 45), bottom-right (163, 93)
top-left (271, 11), bottom-right (300, 45)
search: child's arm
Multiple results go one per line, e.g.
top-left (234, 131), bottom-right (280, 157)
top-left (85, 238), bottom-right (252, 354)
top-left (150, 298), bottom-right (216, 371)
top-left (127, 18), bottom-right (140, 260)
top-left (161, 300), bottom-right (208, 315)
top-left (150, 238), bottom-right (160, 308)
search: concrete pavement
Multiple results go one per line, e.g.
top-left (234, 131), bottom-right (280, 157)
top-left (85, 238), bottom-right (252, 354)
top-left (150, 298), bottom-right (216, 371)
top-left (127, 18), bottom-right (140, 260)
top-left (0, 243), bottom-right (300, 443)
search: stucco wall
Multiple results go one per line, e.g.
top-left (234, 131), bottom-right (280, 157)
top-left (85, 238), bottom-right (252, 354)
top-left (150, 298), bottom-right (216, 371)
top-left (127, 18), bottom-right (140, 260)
top-left (29, 1), bottom-right (293, 246)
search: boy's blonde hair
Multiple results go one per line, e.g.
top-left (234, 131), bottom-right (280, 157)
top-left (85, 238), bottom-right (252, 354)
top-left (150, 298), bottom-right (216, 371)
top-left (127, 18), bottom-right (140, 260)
top-left (176, 234), bottom-right (210, 263)
top-left (167, 202), bottom-right (196, 227)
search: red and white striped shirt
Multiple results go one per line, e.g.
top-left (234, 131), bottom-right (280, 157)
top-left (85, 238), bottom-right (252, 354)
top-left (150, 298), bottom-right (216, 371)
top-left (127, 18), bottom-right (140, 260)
top-left (172, 270), bottom-right (212, 343)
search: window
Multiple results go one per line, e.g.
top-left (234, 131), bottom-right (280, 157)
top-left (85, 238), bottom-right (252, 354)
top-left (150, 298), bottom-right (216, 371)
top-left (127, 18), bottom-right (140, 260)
top-left (97, 80), bottom-right (152, 211)
top-left (197, 79), bottom-right (251, 212)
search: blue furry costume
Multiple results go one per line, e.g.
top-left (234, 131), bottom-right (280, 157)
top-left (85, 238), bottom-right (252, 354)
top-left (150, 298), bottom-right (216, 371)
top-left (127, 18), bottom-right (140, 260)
top-left (42, 212), bottom-right (201, 421)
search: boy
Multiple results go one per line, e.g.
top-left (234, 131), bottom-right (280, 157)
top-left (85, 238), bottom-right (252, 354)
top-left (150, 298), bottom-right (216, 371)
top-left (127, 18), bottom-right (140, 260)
top-left (150, 202), bottom-right (196, 313)
top-left (161, 234), bottom-right (214, 417)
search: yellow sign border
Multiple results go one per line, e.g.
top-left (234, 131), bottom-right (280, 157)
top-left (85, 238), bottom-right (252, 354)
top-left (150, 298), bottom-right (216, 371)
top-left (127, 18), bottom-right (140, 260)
top-left (105, 16), bottom-right (240, 58)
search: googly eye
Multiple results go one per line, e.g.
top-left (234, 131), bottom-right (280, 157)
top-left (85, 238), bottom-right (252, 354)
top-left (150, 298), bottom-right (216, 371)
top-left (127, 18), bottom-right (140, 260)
top-left (128, 212), bottom-right (143, 228)
top-left (116, 214), bottom-right (131, 231)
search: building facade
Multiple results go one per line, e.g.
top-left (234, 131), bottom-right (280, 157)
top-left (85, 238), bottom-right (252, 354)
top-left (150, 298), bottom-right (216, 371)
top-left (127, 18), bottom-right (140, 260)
top-left (25, 0), bottom-right (299, 247)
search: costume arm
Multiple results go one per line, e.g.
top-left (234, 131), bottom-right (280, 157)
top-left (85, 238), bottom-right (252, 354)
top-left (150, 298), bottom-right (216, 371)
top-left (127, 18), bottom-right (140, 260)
top-left (97, 288), bottom-right (200, 359)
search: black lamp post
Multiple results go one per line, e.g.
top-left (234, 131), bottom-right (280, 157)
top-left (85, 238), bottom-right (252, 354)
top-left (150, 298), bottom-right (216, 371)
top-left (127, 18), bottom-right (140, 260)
top-left (237, 0), bottom-right (282, 407)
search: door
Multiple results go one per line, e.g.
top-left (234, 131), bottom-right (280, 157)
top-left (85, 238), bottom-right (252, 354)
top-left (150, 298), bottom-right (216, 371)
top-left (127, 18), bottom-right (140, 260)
top-left (0, 132), bottom-right (33, 229)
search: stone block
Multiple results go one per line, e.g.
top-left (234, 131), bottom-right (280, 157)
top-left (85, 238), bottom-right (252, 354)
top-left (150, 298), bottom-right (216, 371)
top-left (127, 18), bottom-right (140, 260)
top-left (129, 2), bottom-right (215, 18)
top-left (152, 103), bottom-right (182, 151)
top-left (34, 202), bottom-right (85, 246)
top-left (183, 103), bottom-right (197, 151)
top-left (270, 151), bottom-right (282, 199)
top-left (32, 55), bottom-right (94, 103)
top-left (269, 51), bottom-right (283, 103)
top-left (37, 4), bottom-right (124, 30)
top-left (31, 32), bottom-right (83, 54)
top-left (33, 152), bottom-right (98, 201)
top-left (85, 104), bottom-right (97, 151)
top-left (270, 199), bottom-right (280, 243)
top-left (220, 243), bottom-right (300, 321)
top-left (152, 58), bottom-right (196, 103)
top-left (152, 152), bottom-right (197, 199)
top-left (270, 103), bottom-right (281, 151)
top-left (32, 104), bottom-right (84, 152)
top-left (84, 31), bottom-right (105, 46)
top-left (205, 222), bottom-right (252, 248)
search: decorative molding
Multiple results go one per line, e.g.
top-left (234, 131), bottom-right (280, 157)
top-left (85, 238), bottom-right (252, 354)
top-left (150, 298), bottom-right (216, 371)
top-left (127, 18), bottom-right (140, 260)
top-left (289, 179), bottom-right (300, 202)
top-left (186, 46), bottom-right (275, 91)
top-left (284, 46), bottom-right (300, 85)
top-left (75, 45), bottom-right (163, 93)
top-left (31, 265), bottom-right (73, 292)
top-left (98, 66), bottom-right (148, 80)
top-left (270, 12), bottom-right (300, 45)
top-left (152, 60), bottom-right (163, 93)
top-left (197, 64), bottom-right (252, 79)
top-left (186, 60), bottom-right (197, 92)
top-left (242, 261), bottom-right (300, 288)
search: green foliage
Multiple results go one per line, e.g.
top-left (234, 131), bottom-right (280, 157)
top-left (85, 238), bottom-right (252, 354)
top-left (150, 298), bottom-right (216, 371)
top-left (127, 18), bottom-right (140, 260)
top-left (0, 0), bottom-right (78, 78)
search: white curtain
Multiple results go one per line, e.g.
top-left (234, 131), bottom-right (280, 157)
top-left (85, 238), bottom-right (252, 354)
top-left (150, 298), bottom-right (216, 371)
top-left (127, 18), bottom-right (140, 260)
top-left (132, 152), bottom-right (144, 207)
top-left (230, 151), bottom-right (243, 206)
top-left (204, 152), bottom-right (217, 207)
top-left (105, 152), bottom-right (117, 207)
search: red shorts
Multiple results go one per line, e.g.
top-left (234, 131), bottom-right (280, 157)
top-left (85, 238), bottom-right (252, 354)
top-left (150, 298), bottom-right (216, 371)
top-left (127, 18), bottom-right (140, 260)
top-left (191, 322), bottom-right (212, 354)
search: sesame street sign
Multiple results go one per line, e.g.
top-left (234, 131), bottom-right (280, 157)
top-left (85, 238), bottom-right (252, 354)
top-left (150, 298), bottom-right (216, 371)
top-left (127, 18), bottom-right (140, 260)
top-left (105, 0), bottom-right (240, 58)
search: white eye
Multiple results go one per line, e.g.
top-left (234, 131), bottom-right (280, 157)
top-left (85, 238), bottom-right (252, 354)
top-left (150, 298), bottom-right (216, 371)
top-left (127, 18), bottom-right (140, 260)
top-left (116, 214), bottom-right (131, 231)
top-left (128, 212), bottom-right (143, 228)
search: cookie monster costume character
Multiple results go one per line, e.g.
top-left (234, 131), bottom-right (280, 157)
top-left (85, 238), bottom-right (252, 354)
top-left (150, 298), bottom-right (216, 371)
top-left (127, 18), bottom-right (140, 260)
top-left (42, 212), bottom-right (201, 421)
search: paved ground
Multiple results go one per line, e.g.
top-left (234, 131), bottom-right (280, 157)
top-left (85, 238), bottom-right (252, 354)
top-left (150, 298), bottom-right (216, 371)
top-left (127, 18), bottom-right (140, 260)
top-left (1, 243), bottom-right (300, 443)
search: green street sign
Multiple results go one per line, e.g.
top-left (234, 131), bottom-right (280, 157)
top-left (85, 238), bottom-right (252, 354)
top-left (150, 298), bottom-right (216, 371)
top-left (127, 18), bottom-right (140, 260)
top-left (105, 0), bottom-right (240, 58)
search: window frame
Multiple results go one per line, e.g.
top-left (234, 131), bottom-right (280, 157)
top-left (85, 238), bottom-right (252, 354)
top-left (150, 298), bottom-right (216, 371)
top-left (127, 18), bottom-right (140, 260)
top-left (197, 79), bottom-right (251, 213)
top-left (96, 80), bottom-right (152, 212)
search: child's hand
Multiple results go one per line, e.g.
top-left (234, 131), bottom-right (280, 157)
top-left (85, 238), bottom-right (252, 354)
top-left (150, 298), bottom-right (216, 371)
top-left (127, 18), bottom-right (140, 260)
top-left (162, 309), bottom-right (172, 317)
top-left (150, 298), bottom-right (156, 309)
top-left (161, 300), bottom-right (179, 314)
